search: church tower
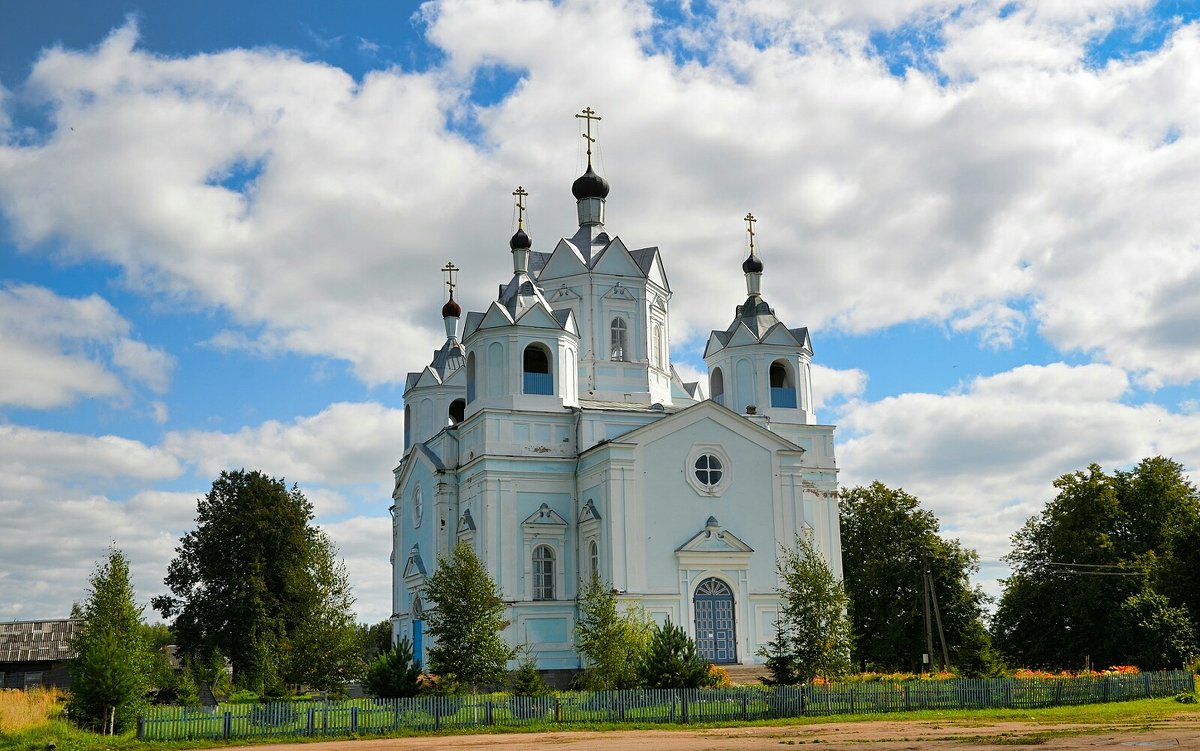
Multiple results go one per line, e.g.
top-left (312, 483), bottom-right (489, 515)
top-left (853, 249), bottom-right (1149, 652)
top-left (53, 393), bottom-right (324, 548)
top-left (703, 214), bottom-right (818, 440)
top-left (402, 262), bottom-right (468, 449)
top-left (461, 187), bottom-right (580, 416)
top-left (537, 108), bottom-right (678, 406)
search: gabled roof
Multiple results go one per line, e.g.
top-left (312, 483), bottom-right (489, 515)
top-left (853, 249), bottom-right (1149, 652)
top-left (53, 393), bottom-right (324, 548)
top-left (579, 499), bottom-right (602, 523)
top-left (522, 502), bottom-right (568, 527)
top-left (591, 236), bottom-right (645, 278)
top-left (537, 239), bottom-right (589, 281)
top-left (457, 508), bottom-right (476, 533)
top-left (580, 398), bottom-right (805, 455)
top-left (0, 619), bottom-right (79, 662)
top-left (402, 545), bottom-right (427, 578)
top-left (676, 516), bottom-right (754, 553)
top-left (630, 246), bottom-right (670, 291)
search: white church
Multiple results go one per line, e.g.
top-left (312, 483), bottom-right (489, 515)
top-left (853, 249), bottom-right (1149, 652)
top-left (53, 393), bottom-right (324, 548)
top-left (390, 110), bottom-right (842, 671)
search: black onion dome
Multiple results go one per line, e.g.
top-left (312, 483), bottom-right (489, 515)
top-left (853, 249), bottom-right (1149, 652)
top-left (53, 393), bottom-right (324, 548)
top-left (509, 227), bottom-right (531, 250)
top-left (571, 164), bottom-right (610, 200)
top-left (742, 253), bottom-right (764, 274)
top-left (441, 293), bottom-right (461, 318)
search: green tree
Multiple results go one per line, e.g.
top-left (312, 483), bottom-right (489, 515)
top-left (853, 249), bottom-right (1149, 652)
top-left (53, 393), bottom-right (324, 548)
top-left (638, 618), bottom-right (713, 689)
top-left (954, 618), bottom-right (1005, 678)
top-left (153, 470), bottom-right (354, 692)
top-left (360, 619), bottom-right (395, 662)
top-left (68, 548), bottom-right (152, 734)
top-left (280, 532), bottom-right (365, 693)
top-left (363, 636), bottom-right (422, 698)
top-left (994, 458), bottom-right (1200, 669)
top-left (423, 541), bottom-right (516, 691)
top-left (839, 482), bottom-right (987, 672)
top-left (762, 534), bottom-right (852, 682)
top-left (759, 616), bottom-right (803, 686)
top-left (1118, 590), bottom-right (1197, 670)
top-left (510, 657), bottom-right (551, 696)
top-left (574, 574), bottom-right (654, 689)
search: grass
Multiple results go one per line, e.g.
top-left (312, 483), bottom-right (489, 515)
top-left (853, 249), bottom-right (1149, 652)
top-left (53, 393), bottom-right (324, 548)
top-left (0, 688), bottom-right (65, 733)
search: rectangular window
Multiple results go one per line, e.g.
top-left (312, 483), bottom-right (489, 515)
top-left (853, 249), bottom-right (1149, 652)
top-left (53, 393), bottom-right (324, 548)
top-left (770, 387), bottom-right (797, 408)
top-left (524, 372), bottom-right (553, 395)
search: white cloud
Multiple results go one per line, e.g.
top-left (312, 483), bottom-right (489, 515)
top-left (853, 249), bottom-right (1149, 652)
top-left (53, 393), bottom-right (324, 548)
top-left (836, 362), bottom-right (1200, 566)
top-left (811, 363), bottom-right (868, 414)
top-left (0, 8), bottom-right (1197, 390)
top-left (0, 490), bottom-right (200, 620)
top-left (163, 401), bottom-right (405, 490)
top-left (0, 425), bottom-right (183, 500)
top-left (0, 283), bottom-right (174, 407)
top-left (112, 338), bottom-right (175, 393)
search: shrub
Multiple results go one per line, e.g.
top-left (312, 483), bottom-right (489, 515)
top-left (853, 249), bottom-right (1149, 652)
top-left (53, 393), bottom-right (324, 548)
top-left (638, 618), bottom-right (712, 689)
top-left (364, 636), bottom-right (421, 699)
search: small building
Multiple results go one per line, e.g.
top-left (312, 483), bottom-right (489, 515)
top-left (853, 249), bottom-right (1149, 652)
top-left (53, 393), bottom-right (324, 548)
top-left (0, 619), bottom-right (78, 690)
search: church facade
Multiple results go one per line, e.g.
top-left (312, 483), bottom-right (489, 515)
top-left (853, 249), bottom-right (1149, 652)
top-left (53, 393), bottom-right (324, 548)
top-left (390, 113), bottom-right (842, 670)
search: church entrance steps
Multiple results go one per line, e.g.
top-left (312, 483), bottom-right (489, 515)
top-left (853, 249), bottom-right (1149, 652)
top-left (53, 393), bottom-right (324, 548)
top-left (720, 663), bottom-right (769, 684)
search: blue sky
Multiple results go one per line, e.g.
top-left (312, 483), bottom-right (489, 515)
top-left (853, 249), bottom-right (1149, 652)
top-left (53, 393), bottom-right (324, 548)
top-left (2, 0), bottom-right (1199, 626)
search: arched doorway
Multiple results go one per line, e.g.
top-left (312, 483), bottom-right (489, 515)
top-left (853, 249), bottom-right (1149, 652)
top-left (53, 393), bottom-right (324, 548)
top-left (693, 577), bottom-right (737, 664)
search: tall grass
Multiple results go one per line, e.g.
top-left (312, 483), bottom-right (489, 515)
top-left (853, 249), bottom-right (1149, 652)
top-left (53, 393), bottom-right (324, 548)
top-left (0, 688), bottom-right (65, 732)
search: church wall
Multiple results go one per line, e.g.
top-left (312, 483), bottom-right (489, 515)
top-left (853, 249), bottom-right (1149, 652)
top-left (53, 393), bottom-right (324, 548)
top-left (634, 418), bottom-right (781, 595)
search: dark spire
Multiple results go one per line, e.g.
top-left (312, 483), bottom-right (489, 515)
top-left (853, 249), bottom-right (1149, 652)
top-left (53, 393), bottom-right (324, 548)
top-left (741, 212), bottom-right (763, 273)
top-left (510, 185), bottom-right (531, 249)
top-left (572, 107), bottom-right (610, 200)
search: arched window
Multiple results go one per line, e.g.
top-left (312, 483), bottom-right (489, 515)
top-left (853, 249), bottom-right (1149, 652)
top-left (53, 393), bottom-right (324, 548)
top-left (523, 344), bottom-right (553, 395)
top-left (533, 545), bottom-right (555, 600)
top-left (610, 318), bottom-right (628, 361)
top-left (465, 352), bottom-right (476, 403)
top-left (769, 359), bottom-right (797, 408)
top-left (710, 367), bottom-right (725, 406)
top-left (589, 540), bottom-right (599, 580)
top-left (653, 324), bottom-right (664, 368)
top-left (412, 485), bottom-right (423, 528)
top-left (448, 399), bottom-right (465, 425)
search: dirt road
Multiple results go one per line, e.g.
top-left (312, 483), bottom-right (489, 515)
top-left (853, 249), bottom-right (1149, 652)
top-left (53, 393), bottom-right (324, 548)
top-left (218, 715), bottom-right (1200, 750)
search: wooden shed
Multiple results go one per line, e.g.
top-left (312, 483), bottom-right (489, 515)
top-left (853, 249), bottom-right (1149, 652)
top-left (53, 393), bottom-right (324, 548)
top-left (0, 619), bottom-right (78, 690)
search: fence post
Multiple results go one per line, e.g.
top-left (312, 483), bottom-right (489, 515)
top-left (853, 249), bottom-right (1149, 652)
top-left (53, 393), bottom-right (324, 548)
top-left (222, 711), bottom-right (232, 740)
top-left (486, 700), bottom-right (493, 725)
top-left (350, 706), bottom-right (358, 733)
top-left (136, 715), bottom-right (144, 740)
top-left (307, 707), bottom-right (315, 735)
top-left (555, 696), bottom-right (561, 723)
top-left (742, 693), bottom-right (749, 720)
top-left (681, 690), bottom-right (689, 724)
top-left (1143, 673), bottom-right (1152, 699)
top-left (849, 686), bottom-right (855, 714)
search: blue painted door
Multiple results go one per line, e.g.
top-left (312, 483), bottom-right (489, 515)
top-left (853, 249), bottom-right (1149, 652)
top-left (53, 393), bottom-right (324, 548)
top-left (693, 577), bottom-right (737, 664)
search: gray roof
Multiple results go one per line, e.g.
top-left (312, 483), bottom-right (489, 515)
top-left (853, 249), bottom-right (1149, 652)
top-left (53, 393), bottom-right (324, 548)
top-left (0, 619), bottom-right (78, 662)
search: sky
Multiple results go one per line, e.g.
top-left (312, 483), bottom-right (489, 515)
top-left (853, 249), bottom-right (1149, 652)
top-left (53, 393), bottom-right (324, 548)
top-left (1, 0), bottom-right (1199, 628)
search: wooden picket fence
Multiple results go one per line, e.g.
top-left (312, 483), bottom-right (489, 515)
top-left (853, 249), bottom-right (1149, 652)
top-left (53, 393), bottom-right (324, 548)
top-left (137, 670), bottom-right (1195, 741)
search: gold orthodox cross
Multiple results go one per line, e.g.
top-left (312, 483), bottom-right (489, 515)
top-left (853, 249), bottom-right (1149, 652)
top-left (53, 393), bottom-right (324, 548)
top-left (442, 261), bottom-right (459, 293)
top-left (513, 185), bottom-right (528, 229)
top-left (576, 106), bottom-right (602, 161)
top-left (744, 212), bottom-right (757, 254)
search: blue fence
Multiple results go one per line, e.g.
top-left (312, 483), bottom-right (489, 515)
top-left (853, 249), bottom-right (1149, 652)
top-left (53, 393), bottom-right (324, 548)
top-left (137, 670), bottom-right (1194, 741)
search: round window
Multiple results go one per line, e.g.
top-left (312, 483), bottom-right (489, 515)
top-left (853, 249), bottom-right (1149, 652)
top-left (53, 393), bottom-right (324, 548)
top-left (694, 454), bottom-right (723, 487)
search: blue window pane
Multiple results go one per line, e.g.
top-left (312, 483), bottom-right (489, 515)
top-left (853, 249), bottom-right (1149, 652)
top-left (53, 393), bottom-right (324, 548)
top-left (524, 372), bottom-right (553, 395)
top-left (770, 387), bottom-right (796, 408)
